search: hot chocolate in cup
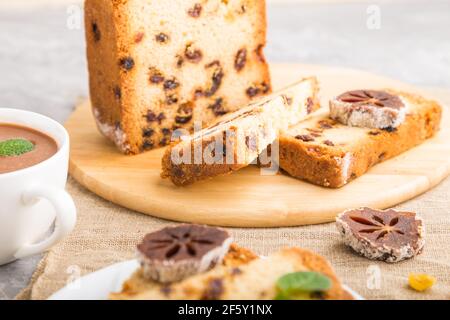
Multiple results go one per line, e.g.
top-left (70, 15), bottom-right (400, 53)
top-left (0, 108), bottom-right (77, 265)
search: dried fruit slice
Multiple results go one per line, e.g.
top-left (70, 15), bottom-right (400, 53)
top-left (137, 225), bottom-right (232, 283)
top-left (336, 207), bottom-right (425, 263)
top-left (330, 90), bottom-right (407, 129)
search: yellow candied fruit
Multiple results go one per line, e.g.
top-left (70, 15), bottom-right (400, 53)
top-left (408, 273), bottom-right (436, 292)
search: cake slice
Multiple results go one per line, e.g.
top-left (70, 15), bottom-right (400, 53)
top-left (161, 77), bottom-right (320, 186)
top-left (110, 243), bottom-right (258, 299)
top-left (279, 90), bottom-right (442, 188)
top-left (111, 247), bottom-right (351, 300)
top-left (85, 0), bottom-right (271, 154)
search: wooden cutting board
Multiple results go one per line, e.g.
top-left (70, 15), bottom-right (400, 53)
top-left (66, 64), bottom-right (450, 227)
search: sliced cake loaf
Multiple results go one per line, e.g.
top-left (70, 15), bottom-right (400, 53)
top-left (161, 77), bottom-right (320, 186)
top-left (111, 247), bottom-right (350, 300)
top-left (279, 90), bottom-right (442, 188)
top-left (85, 0), bottom-right (271, 154)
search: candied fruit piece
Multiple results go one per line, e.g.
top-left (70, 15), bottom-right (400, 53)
top-left (408, 273), bottom-right (436, 292)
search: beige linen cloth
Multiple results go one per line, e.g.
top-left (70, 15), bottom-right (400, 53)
top-left (16, 91), bottom-right (450, 300)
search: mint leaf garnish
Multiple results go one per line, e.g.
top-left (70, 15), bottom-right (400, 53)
top-left (0, 138), bottom-right (35, 157)
top-left (275, 272), bottom-right (332, 300)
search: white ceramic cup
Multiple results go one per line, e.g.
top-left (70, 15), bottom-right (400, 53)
top-left (0, 108), bottom-right (77, 265)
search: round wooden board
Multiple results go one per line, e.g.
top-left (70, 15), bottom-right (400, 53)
top-left (66, 64), bottom-right (450, 227)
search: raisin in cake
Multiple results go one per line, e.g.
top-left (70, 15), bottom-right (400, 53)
top-left (161, 77), bottom-right (320, 186)
top-left (111, 247), bottom-right (351, 300)
top-left (279, 90), bottom-right (442, 188)
top-left (85, 0), bottom-right (271, 154)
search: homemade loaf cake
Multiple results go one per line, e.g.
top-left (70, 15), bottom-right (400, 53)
top-left (85, 0), bottom-right (271, 154)
top-left (279, 90), bottom-right (442, 188)
top-left (111, 247), bottom-right (350, 300)
top-left (161, 77), bottom-right (320, 186)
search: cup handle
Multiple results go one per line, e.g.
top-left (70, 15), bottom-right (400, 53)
top-left (14, 184), bottom-right (77, 259)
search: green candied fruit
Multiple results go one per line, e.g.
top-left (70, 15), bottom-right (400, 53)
top-left (274, 271), bottom-right (332, 300)
top-left (0, 138), bottom-right (35, 157)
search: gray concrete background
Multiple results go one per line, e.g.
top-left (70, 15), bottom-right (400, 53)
top-left (0, 1), bottom-right (449, 299)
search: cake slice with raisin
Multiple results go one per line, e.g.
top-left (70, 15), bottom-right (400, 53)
top-left (161, 77), bottom-right (320, 186)
top-left (85, 0), bottom-right (271, 154)
top-left (111, 247), bottom-right (351, 300)
top-left (279, 90), bottom-right (442, 188)
top-left (110, 243), bottom-right (258, 300)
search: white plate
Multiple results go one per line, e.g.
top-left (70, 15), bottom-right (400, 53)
top-left (49, 259), bottom-right (364, 300)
